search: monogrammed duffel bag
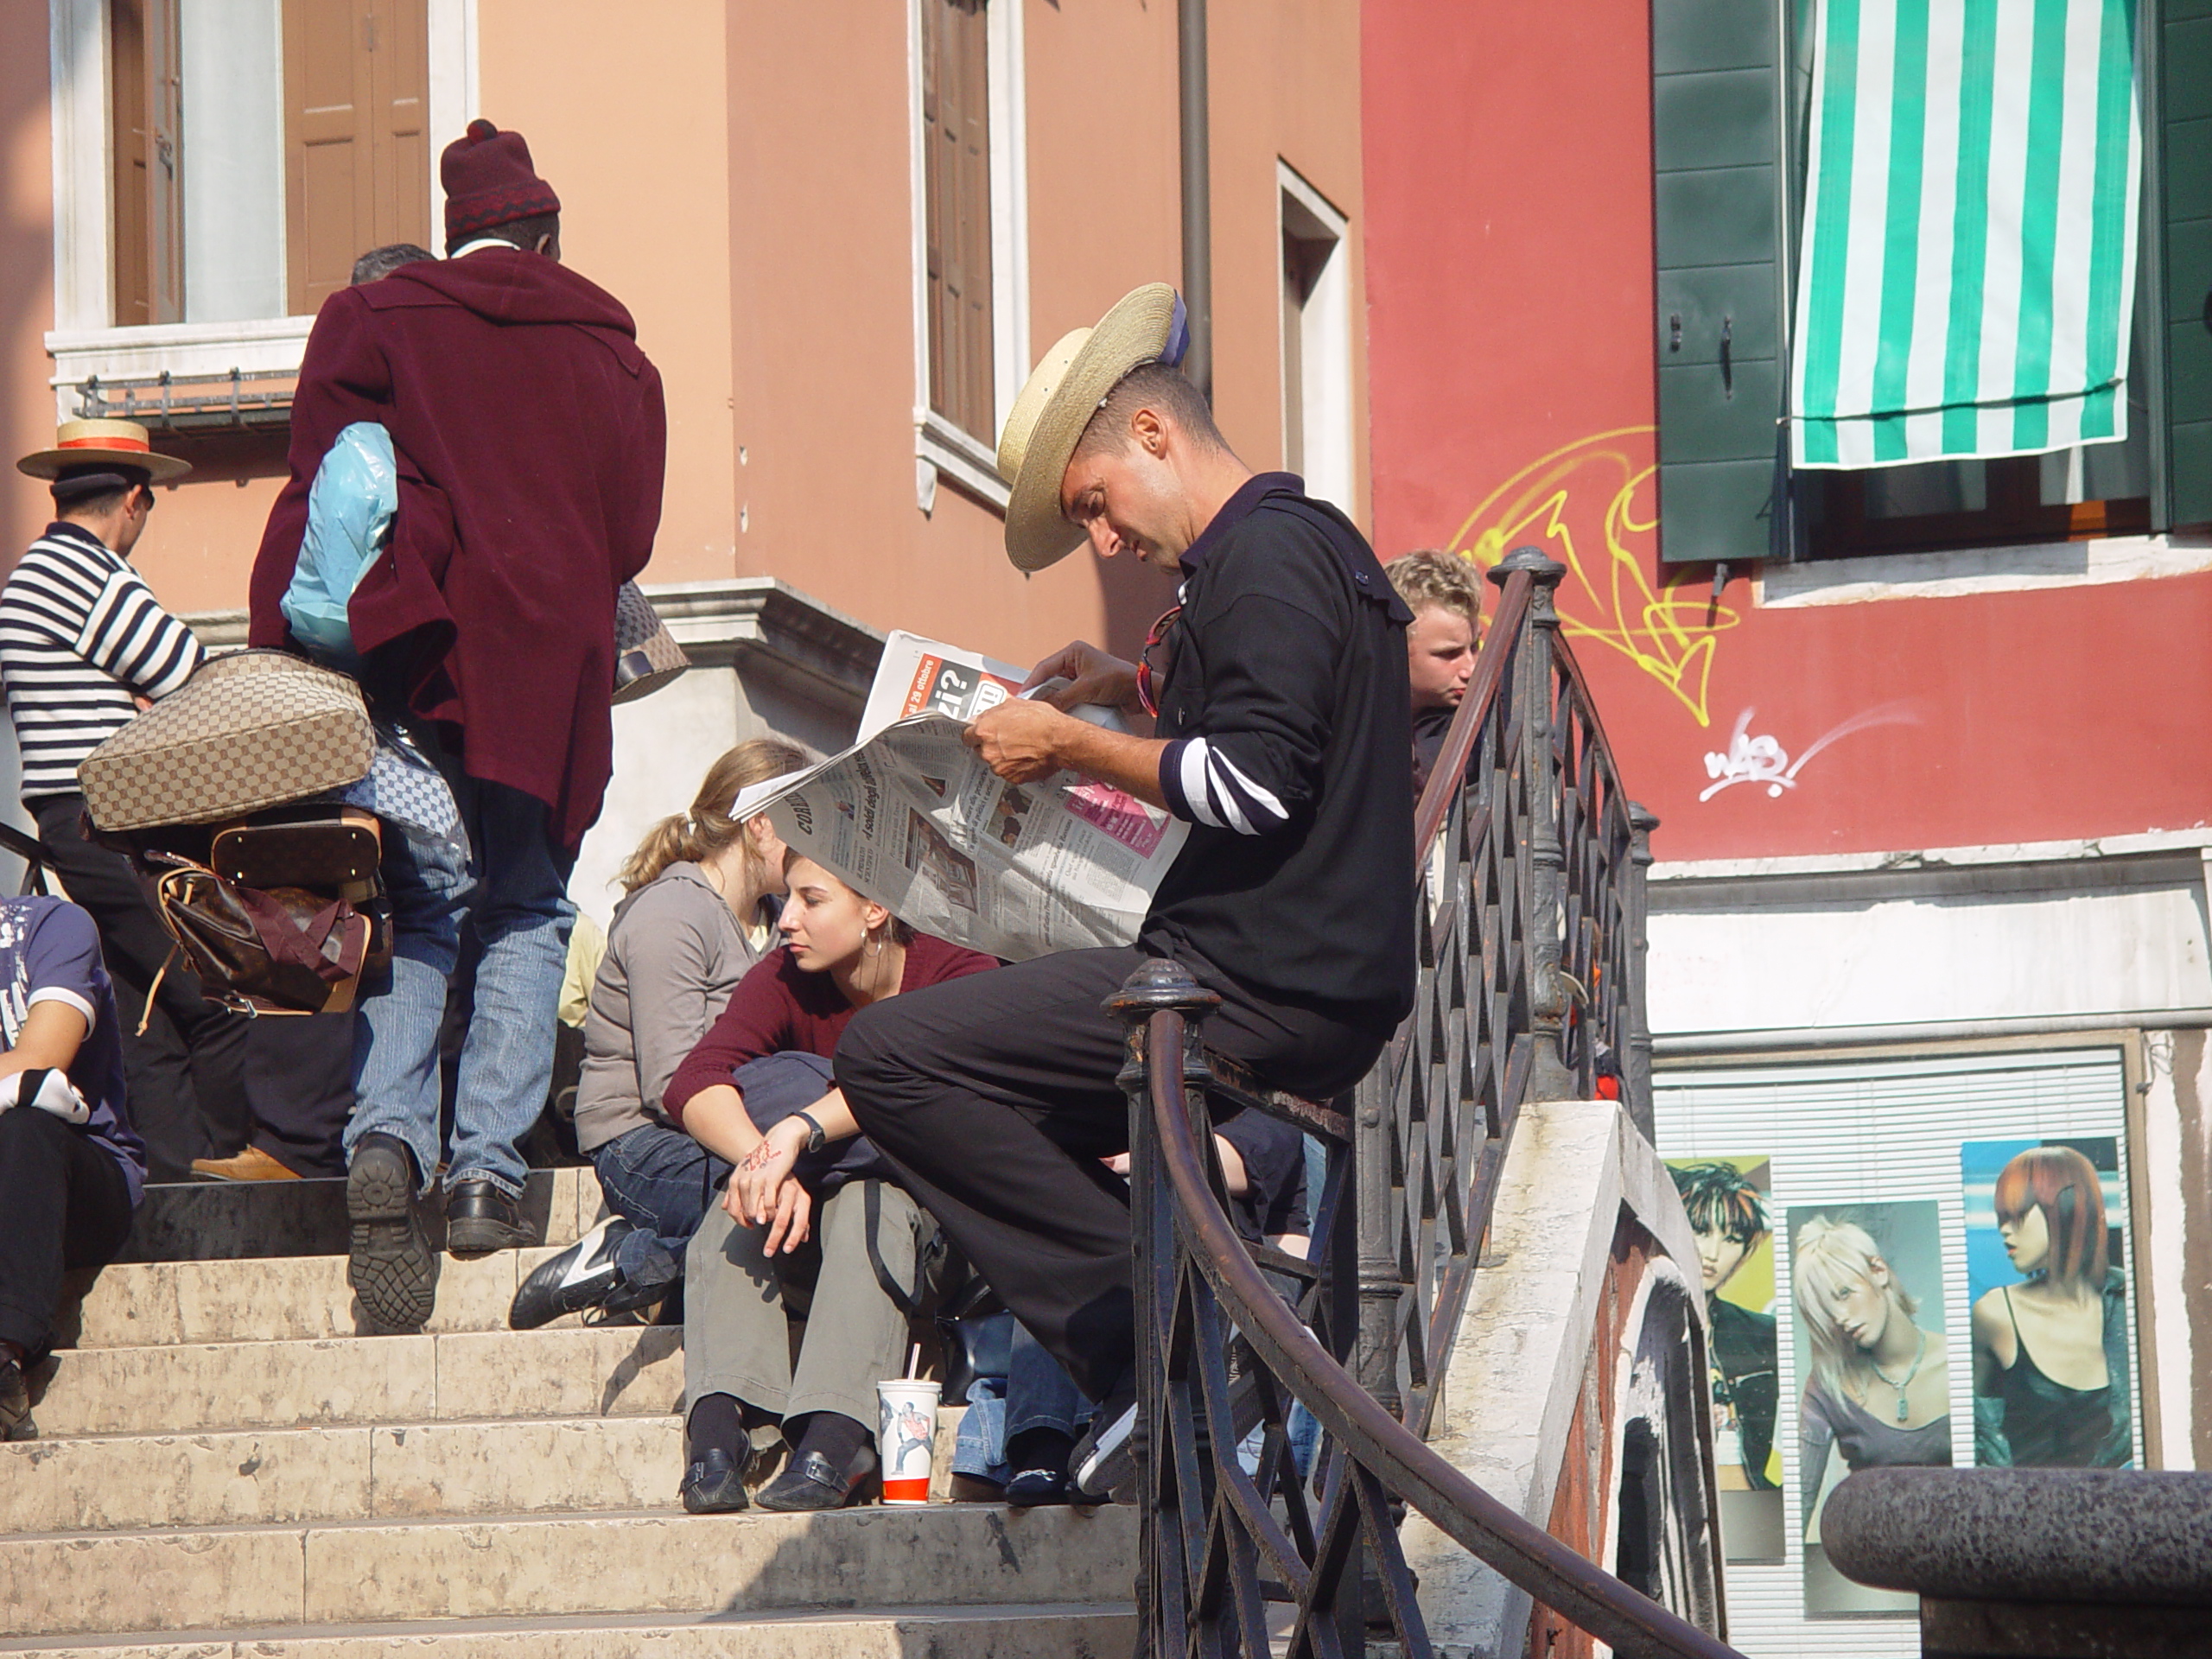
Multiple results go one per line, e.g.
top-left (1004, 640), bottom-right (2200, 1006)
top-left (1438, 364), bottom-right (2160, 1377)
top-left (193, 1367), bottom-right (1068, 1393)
top-left (80, 649), bottom-right (375, 832)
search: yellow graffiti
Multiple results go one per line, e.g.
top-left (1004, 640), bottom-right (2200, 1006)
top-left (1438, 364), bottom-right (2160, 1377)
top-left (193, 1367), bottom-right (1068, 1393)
top-left (1444, 426), bottom-right (1738, 728)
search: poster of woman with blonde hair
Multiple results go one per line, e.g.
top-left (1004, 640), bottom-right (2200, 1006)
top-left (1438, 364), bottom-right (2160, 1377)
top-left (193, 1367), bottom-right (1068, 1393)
top-left (1963, 1138), bottom-right (2133, 1469)
top-left (1788, 1202), bottom-right (1951, 1616)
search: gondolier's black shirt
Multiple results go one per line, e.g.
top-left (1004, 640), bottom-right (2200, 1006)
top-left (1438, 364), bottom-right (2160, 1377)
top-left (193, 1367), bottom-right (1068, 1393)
top-left (1145, 473), bottom-right (1416, 1032)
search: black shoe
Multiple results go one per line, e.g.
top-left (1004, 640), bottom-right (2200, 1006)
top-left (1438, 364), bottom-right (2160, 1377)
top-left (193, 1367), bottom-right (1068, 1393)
top-left (347, 1134), bottom-right (439, 1331)
top-left (1070, 1376), bottom-right (1140, 1503)
top-left (446, 1179), bottom-right (531, 1256)
top-left (1004, 1465), bottom-right (1072, 1507)
top-left (680, 1444), bottom-right (753, 1513)
top-left (0, 1357), bottom-right (29, 1440)
top-left (510, 1217), bottom-right (636, 1330)
top-left (756, 1446), bottom-right (879, 1511)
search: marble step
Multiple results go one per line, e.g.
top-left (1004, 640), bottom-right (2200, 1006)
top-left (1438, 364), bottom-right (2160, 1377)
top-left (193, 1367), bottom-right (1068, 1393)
top-left (25, 1324), bottom-right (684, 1439)
top-left (0, 1604), bottom-right (1136, 1659)
top-left (0, 1407), bottom-right (977, 1533)
top-left (0, 1503), bottom-right (1139, 1639)
top-left (117, 1166), bottom-right (607, 1262)
top-left (59, 1243), bottom-right (600, 1349)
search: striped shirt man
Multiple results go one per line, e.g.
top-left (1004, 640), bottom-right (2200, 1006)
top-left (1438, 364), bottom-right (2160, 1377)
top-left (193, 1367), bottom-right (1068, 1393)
top-left (0, 522), bottom-right (203, 799)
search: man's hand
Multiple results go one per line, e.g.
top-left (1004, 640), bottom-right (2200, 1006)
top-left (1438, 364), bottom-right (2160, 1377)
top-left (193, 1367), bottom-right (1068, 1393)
top-left (965, 698), bottom-right (1078, 785)
top-left (1020, 640), bottom-right (1142, 715)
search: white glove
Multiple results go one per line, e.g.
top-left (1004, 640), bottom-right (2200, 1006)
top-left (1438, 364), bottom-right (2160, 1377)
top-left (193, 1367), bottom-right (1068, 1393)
top-left (0, 1067), bottom-right (90, 1124)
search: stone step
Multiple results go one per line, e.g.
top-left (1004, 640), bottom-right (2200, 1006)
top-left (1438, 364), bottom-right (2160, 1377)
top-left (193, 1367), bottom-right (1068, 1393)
top-left (118, 1166), bottom-right (604, 1262)
top-left (60, 1243), bottom-right (599, 1348)
top-left (27, 1324), bottom-right (683, 1439)
top-left (0, 1503), bottom-right (1139, 1639)
top-left (0, 1414), bottom-right (680, 1533)
top-left (0, 1604), bottom-right (1137, 1658)
top-left (1, 1405), bottom-right (977, 1532)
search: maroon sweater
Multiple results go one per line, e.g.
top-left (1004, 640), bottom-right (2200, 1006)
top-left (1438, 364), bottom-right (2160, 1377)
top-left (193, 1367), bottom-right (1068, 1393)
top-left (664, 934), bottom-right (998, 1126)
top-left (248, 249), bottom-right (666, 848)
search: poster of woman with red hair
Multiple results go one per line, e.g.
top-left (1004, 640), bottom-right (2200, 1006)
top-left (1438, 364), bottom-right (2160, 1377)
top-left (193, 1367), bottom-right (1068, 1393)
top-left (1963, 1137), bottom-right (2134, 1469)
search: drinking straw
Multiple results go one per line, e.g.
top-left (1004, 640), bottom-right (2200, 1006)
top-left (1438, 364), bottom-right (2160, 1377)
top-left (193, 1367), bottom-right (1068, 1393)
top-left (906, 1341), bottom-right (922, 1380)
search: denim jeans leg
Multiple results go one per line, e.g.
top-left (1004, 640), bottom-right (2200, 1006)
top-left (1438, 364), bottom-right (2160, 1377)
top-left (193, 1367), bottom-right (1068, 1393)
top-left (1004, 1320), bottom-right (1096, 1440)
top-left (347, 819), bottom-right (470, 1192)
top-left (446, 783), bottom-right (576, 1195)
top-left (588, 1124), bottom-right (731, 1288)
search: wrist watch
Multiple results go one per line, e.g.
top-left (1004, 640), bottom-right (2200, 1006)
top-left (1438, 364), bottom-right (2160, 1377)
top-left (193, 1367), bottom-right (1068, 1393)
top-left (793, 1109), bottom-right (827, 1154)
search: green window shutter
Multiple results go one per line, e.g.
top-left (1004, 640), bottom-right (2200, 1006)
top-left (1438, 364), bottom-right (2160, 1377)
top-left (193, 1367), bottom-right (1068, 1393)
top-left (1654, 0), bottom-right (1789, 564)
top-left (2158, 0), bottom-right (2212, 526)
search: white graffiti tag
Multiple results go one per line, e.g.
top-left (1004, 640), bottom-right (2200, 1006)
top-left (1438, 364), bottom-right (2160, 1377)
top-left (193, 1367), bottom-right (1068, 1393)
top-left (1700, 702), bottom-right (1921, 802)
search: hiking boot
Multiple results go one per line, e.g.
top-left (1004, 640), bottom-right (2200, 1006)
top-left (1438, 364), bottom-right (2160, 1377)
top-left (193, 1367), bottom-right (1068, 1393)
top-left (347, 1134), bottom-right (438, 1331)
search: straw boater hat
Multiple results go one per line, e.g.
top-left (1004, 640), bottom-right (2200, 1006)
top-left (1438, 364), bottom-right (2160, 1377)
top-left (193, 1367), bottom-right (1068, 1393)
top-left (16, 417), bottom-right (190, 485)
top-left (996, 283), bottom-right (1189, 573)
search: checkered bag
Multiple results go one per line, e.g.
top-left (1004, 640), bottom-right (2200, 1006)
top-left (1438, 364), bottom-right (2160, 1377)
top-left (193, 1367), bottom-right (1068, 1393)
top-left (611, 582), bottom-right (690, 706)
top-left (80, 650), bottom-right (376, 832)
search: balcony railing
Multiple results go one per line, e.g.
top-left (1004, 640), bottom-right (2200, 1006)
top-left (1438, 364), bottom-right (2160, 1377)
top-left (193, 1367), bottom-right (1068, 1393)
top-left (1109, 548), bottom-right (1738, 1656)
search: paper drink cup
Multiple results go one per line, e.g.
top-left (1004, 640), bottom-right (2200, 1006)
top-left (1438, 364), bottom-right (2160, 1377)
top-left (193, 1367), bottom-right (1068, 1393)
top-left (877, 1378), bottom-right (941, 1504)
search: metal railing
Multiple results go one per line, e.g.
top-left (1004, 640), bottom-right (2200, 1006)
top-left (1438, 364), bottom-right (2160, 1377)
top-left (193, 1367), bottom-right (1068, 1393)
top-left (1110, 548), bottom-right (1736, 1656)
top-left (0, 823), bottom-right (56, 896)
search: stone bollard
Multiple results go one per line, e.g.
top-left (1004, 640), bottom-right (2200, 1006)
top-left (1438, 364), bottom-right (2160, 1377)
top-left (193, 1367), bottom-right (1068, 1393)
top-left (1824, 1465), bottom-right (2212, 1658)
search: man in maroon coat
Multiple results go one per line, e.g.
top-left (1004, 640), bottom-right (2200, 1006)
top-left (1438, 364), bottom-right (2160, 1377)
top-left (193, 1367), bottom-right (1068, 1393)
top-left (250, 120), bottom-right (666, 1329)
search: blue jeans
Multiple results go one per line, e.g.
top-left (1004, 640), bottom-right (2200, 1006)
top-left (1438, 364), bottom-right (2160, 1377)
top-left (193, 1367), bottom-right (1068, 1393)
top-left (954, 1319), bottom-right (1095, 1482)
top-left (346, 779), bottom-right (575, 1195)
top-left (589, 1123), bottom-right (731, 1294)
top-left (590, 1052), bottom-right (840, 1291)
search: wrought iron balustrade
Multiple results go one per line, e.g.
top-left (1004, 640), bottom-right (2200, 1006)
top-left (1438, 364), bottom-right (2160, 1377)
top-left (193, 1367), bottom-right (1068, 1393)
top-left (1112, 548), bottom-right (1735, 1657)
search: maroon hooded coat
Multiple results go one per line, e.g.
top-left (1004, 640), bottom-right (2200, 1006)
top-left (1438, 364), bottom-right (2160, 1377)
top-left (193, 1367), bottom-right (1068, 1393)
top-left (249, 249), bottom-right (666, 849)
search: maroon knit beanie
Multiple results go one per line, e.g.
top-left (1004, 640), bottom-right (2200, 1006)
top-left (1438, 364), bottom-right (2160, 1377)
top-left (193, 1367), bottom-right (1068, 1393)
top-left (441, 119), bottom-right (562, 245)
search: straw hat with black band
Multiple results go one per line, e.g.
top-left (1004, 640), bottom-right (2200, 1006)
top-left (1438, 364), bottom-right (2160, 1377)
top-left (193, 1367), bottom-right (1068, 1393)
top-left (17, 418), bottom-right (191, 502)
top-left (995, 283), bottom-right (1188, 574)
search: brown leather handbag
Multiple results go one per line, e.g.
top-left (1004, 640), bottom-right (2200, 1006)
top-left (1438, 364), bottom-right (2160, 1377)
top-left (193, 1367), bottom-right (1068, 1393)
top-left (147, 855), bottom-right (388, 1018)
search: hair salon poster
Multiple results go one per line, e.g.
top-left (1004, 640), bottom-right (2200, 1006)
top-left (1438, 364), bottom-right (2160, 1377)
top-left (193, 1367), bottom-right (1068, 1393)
top-left (1664, 1157), bottom-right (1783, 1564)
top-left (1652, 1046), bottom-right (2139, 1649)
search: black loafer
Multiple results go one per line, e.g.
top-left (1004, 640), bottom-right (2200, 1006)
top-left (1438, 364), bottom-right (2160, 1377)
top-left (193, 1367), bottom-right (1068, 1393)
top-left (680, 1444), bottom-right (752, 1513)
top-left (0, 1357), bottom-right (29, 1440)
top-left (446, 1179), bottom-right (531, 1256)
top-left (756, 1446), bottom-right (878, 1511)
top-left (347, 1134), bottom-right (439, 1330)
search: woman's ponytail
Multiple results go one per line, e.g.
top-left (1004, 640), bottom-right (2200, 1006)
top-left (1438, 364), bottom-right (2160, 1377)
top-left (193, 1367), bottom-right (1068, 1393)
top-left (618, 738), bottom-right (812, 893)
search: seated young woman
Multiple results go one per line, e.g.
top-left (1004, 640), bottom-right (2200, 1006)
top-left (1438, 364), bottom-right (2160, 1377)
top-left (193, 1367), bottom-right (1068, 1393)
top-left (511, 739), bottom-right (807, 1329)
top-left (664, 852), bottom-right (998, 1513)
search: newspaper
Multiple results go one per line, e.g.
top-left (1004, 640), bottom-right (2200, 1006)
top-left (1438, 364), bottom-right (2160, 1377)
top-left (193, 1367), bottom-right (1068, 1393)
top-left (734, 632), bottom-right (1187, 962)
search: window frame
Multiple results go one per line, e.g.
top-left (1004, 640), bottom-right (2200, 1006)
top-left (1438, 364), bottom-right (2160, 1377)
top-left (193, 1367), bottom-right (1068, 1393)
top-left (906, 0), bottom-right (1029, 514)
top-left (44, 0), bottom-right (476, 414)
top-left (1278, 160), bottom-right (1355, 515)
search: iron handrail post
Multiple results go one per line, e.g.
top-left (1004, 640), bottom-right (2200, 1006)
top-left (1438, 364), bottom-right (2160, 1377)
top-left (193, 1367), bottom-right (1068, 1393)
top-left (1491, 546), bottom-right (1573, 1101)
top-left (1625, 798), bottom-right (1661, 1139)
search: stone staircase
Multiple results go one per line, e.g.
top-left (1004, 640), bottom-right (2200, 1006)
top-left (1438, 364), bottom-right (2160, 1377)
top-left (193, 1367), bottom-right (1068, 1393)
top-left (0, 1170), bottom-right (1136, 1656)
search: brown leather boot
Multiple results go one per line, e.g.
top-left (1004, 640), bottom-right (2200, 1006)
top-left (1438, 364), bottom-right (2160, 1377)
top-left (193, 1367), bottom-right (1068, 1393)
top-left (190, 1145), bottom-right (302, 1182)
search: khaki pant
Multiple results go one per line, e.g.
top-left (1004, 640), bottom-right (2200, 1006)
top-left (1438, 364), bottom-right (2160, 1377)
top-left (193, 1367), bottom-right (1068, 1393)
top-left (683, 1178), bottom-right (931, 1436)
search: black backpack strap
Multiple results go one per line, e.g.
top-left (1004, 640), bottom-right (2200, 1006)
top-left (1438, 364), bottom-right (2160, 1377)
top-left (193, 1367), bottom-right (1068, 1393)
top-left (865, 1179), bottom-right (923, 1319)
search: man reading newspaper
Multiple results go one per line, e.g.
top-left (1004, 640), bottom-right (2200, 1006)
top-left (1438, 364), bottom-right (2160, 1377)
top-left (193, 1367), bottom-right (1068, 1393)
top-left (831, 284), bottom-right (1416, 1502)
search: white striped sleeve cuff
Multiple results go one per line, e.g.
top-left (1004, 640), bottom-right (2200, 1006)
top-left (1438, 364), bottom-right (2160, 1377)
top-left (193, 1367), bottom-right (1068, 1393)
top-left (1158, 737), bottom-right (1289, 836)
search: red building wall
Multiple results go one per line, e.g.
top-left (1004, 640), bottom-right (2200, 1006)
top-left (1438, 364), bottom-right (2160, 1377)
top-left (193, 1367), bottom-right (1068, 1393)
top-left (1360, 0), bottom-right (2212, 865)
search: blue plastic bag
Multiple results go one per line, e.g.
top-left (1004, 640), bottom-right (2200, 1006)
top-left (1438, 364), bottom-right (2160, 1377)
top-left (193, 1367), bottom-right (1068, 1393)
top-left (281, 421), bottom-right (397, 666)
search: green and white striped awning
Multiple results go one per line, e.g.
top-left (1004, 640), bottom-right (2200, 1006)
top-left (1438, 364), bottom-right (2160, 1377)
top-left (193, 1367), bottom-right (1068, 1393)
top-left (1789, 0), bottom-right (2143, 468)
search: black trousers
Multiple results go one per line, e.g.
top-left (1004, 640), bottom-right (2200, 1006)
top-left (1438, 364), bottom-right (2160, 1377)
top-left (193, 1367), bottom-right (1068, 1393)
top-left (0, 1108), bottom-right (133, 1357)
top-left (29, 795), bottom-right (354, 1179)
top-left (836, 945), bottom-right (1384, 1405)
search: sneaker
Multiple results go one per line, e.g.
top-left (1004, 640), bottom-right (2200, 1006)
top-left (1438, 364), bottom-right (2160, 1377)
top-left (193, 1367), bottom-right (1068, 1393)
top-left (347, 1134), bottom-right (439, 1331)
top-left (1069, 1376), bottom-right (1141, 1503)
top-left (510, 1217), bottom-right (637, 1330)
